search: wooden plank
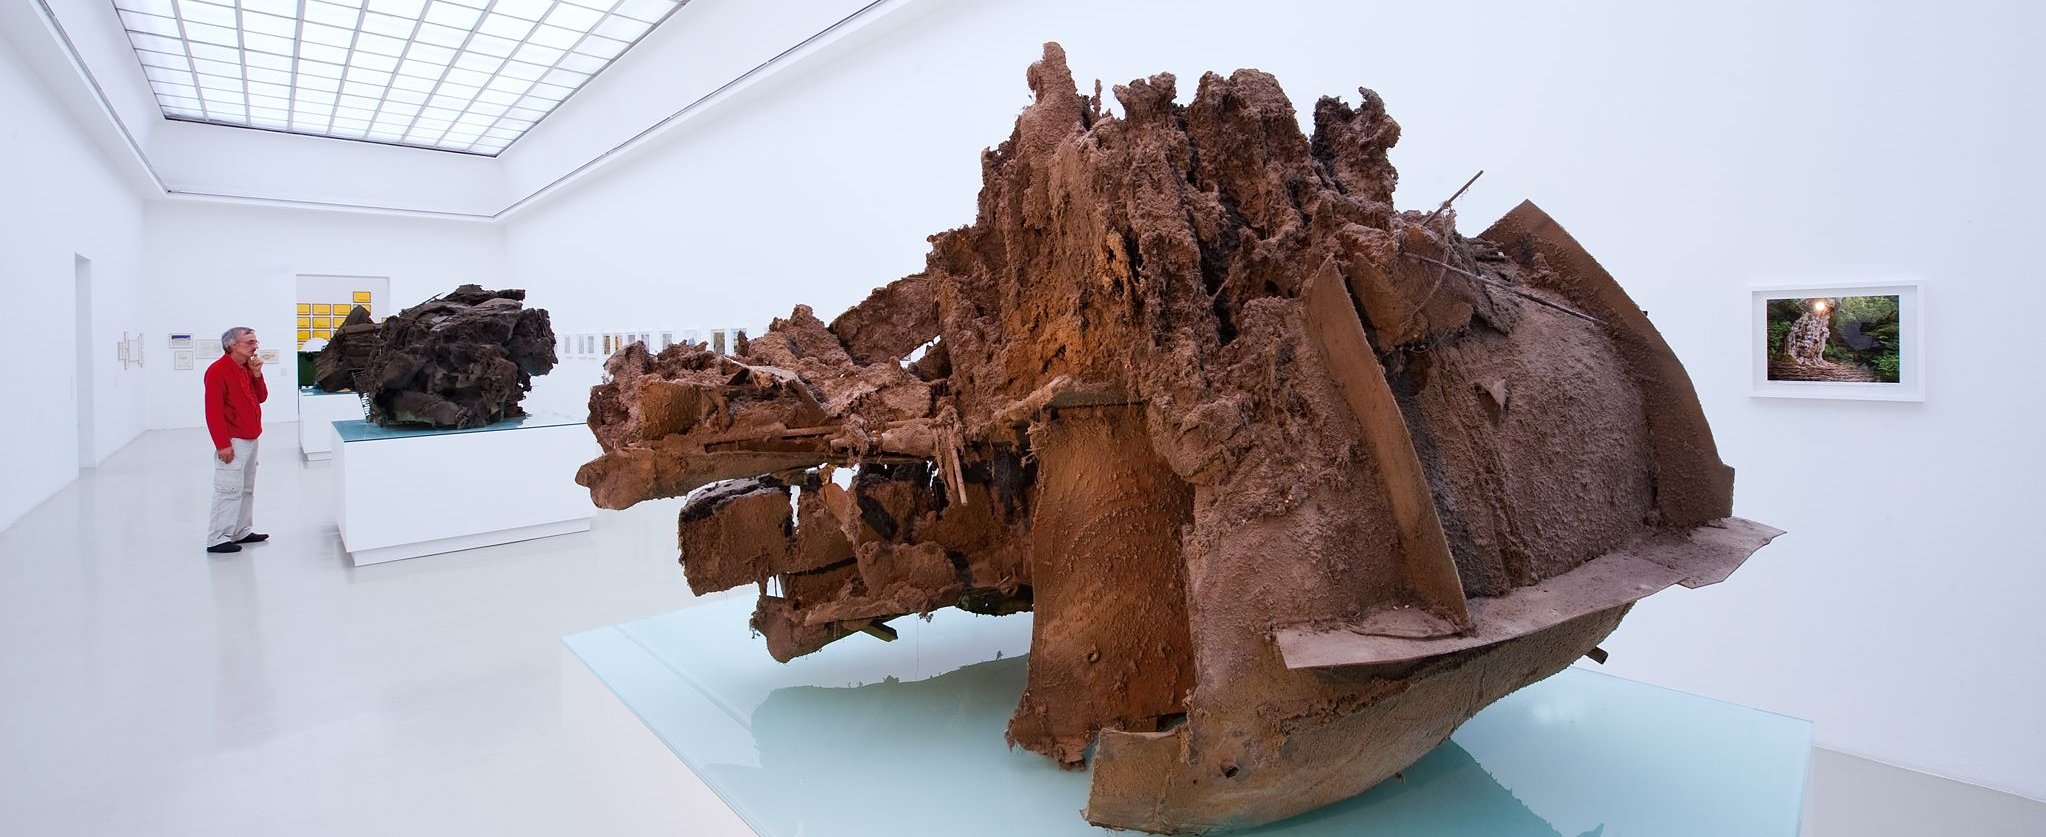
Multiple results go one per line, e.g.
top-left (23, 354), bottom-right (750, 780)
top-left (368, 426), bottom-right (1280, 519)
top-left (1300, 258), bottom-right (1471, 628)
top-left (1275, 517), bottom-right (1781, 670)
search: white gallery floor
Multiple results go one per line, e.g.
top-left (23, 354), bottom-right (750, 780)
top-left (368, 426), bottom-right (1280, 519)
top-left (1, 426), bottom-right (2040, 836)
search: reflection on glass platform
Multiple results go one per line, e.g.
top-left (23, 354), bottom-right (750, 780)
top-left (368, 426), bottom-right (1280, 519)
top-left (566, 598), bottom-right (1810, 836)
top-left (331, 413), bottom-right (585, 442)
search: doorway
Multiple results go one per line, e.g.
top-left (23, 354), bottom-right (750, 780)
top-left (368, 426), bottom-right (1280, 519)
top-left (75, 254), bottom-right (95, 470)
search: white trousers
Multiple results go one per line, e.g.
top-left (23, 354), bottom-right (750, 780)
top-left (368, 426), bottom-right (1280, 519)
top-left (208, 437), bottom-right (258, 547)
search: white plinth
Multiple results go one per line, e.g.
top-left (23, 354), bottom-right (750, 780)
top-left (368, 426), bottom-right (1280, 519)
top-left (297, 389), bottom-right (367, 460)
top-left (333, 415), bottom-right (599, 566)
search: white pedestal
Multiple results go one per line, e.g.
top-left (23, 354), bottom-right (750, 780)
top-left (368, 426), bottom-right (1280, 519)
top-left (297, 389), bottom-right (367, 461)
top-left (334, 415), bottom-right (599, 566)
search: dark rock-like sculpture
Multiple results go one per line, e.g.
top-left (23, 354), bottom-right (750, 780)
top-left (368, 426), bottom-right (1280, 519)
top-left (311, 304), bottom-right (378, 392)
top-left (364, 284), bottom-right (556, 428)
top-left (576, 45), bottom-right (1777, 833)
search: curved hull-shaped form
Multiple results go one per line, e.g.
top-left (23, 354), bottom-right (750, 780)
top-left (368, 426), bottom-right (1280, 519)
top-left (576, 43), bottom-right (1776, 833)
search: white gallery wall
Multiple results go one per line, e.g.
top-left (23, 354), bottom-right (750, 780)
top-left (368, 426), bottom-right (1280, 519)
top-left (0, 35), bottom-right (147, 533)
top-left (504, 0), bottom-right (2046, 801)
top-left (141, 202), bottom-right (509, 429)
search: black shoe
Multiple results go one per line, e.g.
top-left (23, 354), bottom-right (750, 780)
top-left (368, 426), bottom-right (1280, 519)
top-left (236, 533), bottom-right (270, 544)
top-left (207, 542), bottom-right (242, 554)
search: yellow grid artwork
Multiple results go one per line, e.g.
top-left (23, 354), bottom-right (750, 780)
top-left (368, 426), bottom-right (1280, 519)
top-left (297, 290), bottom-right (373, 349)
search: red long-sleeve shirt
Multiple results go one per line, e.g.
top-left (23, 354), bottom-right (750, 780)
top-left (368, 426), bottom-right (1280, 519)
top-left (204, 354), bottom-right (268, 450)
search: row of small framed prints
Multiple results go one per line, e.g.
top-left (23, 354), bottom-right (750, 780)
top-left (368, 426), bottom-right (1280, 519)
top-left (558, 327), bottom-right (756, 360)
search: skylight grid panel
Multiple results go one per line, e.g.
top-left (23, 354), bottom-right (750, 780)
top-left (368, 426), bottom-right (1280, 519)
top-left (240, 11), bottom-right (295, 37)
top-left (298, 41), bottom-right (351, 63)
top-left (526, 24), bottom-right (579, 49)
top-left (542, 3), bottom-right (600, 30)
top-left (350, 52), bottom-right (401, 73)
top-left (407, 42), bottom-right (457, 63)
top-left (135, 49), bottom-right (189, 69)
top-left (125, 31), bottom-right (187, 54)
top-left (298, 59), bottom-right (345, 78)
top-left (120, 11), bottom-right (183, 37)
top-left (453, 52), bottom-right (504, 73)
top-left (245, 50), bottom-right (294, 71)
top-left (442, 67), bottom-right (490, 87)
top-left (184, 41), bottom-right (238, 62)
top-left (591, 15), bottom-right (648, 42)
top-left (491, 0), bottom-right (552, 22)
top-left (245, 32), bottom-right (298, 55)
top-left (117, 0), bottom-right (676, 155)
top-left (241, 0), bottom-right (297, 16)
top-left (423, 1), bottom-right (482, 29)
top-left (141, 61), bottom-right (195, 80)
top-left (415, 23), bottom-right (468, 46)
top-left (512, 43), bottom-right (564, 65)
top-left (394, 61), bottom-right (445, 82)
top-left (175, 0), bottom-right (238, 29)
top-left (573, 34), bottom-right (626, 59)
top-left (190, 56), bottom-right (240, 76)
top-left (360, 11), bottom-right (417, 37)
top-left (354, 32), bottom-right (409, 56)
top-left (115, 0), bottom-right (179, 16)
top-left (300, 21), bottom-right (354, 46)
top-left (610, 0), bottom-right (671, 23)
top-left (364, 0), bottom-right (425, 18)
top-left (303, 3), bottom-right (360, 28)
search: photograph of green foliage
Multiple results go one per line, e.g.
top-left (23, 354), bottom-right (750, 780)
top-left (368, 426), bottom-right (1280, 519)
top-left (1764, 294), bottom-right (1903, 384)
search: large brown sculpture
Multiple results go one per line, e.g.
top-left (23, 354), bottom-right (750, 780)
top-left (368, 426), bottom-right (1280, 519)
top-left (576, 44), bottom-right (1777, 833)
top-left (364, 284), bottom-right (557, 428)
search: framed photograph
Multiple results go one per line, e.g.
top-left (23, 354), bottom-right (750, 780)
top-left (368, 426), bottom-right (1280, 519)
top-left (1751, 282), bottom-right (1922, 401)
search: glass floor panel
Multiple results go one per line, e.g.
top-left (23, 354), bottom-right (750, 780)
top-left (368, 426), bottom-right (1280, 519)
top-left (566, 597), bottom-right (1810, 836)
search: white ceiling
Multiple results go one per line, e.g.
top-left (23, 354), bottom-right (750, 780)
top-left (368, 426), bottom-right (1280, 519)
top-left (7, 0), bottom-right (911, 219)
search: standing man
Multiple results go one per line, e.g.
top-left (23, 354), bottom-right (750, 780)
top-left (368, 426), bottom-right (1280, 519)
top-left (206, 326), bottom-right (270, 554)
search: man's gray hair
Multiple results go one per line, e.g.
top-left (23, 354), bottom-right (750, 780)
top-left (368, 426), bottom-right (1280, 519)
top-left (221, 327), bottom-right (254, 351)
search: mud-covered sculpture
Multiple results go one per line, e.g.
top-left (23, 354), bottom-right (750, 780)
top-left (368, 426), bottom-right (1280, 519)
top-left (576, 44), bottom-right (1777, 834)
top-left (363, 284), bottom-right (556, 428)
top-left (311, 305), bottom-right (378, 392)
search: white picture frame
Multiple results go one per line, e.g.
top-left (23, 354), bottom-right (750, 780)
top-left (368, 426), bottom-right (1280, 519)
top-left (1750, 281), bottom-right (1922, 402)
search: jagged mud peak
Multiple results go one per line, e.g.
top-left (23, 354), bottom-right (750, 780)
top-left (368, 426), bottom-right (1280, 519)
top-left (576, 43), bottom-right (1770, 834)
top-left (312, 304), bottom-right (378, 392)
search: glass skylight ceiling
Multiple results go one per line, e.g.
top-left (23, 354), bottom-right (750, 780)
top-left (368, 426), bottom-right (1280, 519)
top-left (112, 0), bottom-right (684, 155)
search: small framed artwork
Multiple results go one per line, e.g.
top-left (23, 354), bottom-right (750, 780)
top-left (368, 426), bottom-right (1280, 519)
top-left (1751, 282), bottom-right (1922, 401)
top-left (174, 350), bottom-right (194, 370)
